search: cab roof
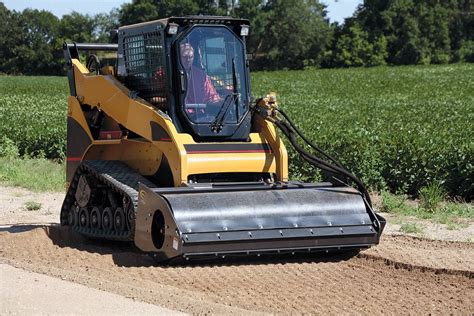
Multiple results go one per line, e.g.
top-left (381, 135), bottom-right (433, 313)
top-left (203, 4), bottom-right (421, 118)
top-left (119, 16), bottom-right (249, 31)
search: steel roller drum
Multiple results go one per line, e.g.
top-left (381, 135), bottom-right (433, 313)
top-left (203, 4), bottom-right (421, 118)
top-left (135, 183), bottom-right (385, 261)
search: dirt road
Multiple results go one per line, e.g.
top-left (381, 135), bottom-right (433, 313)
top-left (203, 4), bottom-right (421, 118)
top-left (0, 186), bottom-right (473, 314)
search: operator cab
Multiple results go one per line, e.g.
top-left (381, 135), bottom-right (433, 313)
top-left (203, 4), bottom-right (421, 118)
top-left (117, 17), bottom-right (252, 141)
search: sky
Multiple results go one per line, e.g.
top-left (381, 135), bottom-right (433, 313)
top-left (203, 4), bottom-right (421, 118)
top-left (2, 0), bottom-right (363, 24)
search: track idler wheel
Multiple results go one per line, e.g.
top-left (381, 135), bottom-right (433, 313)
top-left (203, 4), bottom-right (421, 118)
top-left (90, 207), bottom-right (101, 229)
top-left (102, 207), bottom-right (113, 232)
top-left (75, 175), bottom-right (93, 208)
top-left (114, 207), bottom-right (126, 232)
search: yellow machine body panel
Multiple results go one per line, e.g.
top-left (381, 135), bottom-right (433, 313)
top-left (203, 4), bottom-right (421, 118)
top-left (67, 59), bottom-right (288, 187)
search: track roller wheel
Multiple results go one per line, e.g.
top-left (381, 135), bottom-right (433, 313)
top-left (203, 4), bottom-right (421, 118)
top-left (79, 207), bottom-right (90, 228)
top-left (67, 206), bottom-right (76, 226)
top-left (90, 207), bottom-right (101, 229)
top-left (114, 207), bottom-right (126, 232)
top-left (102, 207), bottom-right (113, 232)
top-left (126, 204), bottom-right (134, 230)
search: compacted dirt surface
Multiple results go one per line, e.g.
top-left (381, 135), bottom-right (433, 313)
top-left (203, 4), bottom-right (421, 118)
top-left (1, 185), bottom-right (473, 314)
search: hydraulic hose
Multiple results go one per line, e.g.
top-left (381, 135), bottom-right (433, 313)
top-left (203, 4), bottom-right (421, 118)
top-left (273, 116), bottom-right (372, 207)
top-left (277, 109), bottom-right (345, 170)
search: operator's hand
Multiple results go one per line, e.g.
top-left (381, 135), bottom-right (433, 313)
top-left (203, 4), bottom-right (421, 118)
top-left (209, 94), bottom-right (221, 104)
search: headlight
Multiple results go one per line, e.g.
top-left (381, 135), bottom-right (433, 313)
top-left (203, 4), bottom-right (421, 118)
top-left (167, 23), bottom-right (179, 35)
top-left (240, 25), bottom-right (249, 37)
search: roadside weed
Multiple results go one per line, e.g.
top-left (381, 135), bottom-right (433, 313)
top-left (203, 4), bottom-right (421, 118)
top-left (380, 190), bottom-right (417, 215)
top-left (399, 222), bottom-right (424, 234)
top-left (419, 182), bottom-right (446, 212)
top-left (24, 201), bottom-right (42, 211)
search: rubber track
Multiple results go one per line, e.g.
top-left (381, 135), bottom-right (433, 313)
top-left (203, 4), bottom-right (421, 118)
top-left (61, 160), bottom-right (157, 241)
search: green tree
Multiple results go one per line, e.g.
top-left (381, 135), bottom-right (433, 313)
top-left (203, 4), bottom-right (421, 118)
top-left (234, 0), bottom-right (270, 60)
top-left (15, 9), bottom-right (62, 75)
top-left (0, 4), bottom-right (25, 73)
top-left (255, 0), bottom-right (331, 69)
top-left (370, 34), bottom-right (388, 66)
top-left (329, 23), bottom-right (386, 67)
top-left (391, 14), bottom-right (429, 65)
top-left (118, 0), bottom-right (234, 25)
top-left (119, 0), bottom-right (202, 25)
top-left (93, 9), bottom-right (120, 43)
top-left (417, 3), bottom-right (451, 64)
top-left (349, 0), bottom-right (473, 66)
top-left (119, 0), bottom-right (159, 25)
top-left (59, 12), bottom-right (95, 43)
top-left (449, 0), bottom-right (473, 62)
top-left (457, 40), bottom-right (474, 62)
top-left (194, 0), bottom-right (229, 16)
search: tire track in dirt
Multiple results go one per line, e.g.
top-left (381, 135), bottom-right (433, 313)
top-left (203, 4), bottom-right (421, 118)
top-left (358, 252), bottom-right (473, 278)
top-left (365, 234), bottom-right (474, 271)
top-left (361, 235), bottom-right (474, 278)
top-left (0, 225), bottom-right (473, 314)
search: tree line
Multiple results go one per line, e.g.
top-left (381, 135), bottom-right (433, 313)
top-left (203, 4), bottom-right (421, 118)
top-left (0, 0), bottom-right (472, 75)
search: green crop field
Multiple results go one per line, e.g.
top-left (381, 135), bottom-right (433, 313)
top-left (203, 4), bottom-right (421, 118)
top-left (0, 64), bottom-right (472, 199)
top-left (0, 76), bottom-right (67, 159)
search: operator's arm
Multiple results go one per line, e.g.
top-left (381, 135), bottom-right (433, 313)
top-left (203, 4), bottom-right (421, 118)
top-left (204, 75), bottom-right (221, 103)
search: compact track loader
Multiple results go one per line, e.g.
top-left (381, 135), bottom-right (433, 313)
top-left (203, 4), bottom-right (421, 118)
top-left (61, 16), bottom-right (385, 262)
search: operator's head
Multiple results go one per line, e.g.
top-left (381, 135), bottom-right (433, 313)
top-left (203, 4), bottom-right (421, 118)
top-left (180, 43), bottom-right (194, 71)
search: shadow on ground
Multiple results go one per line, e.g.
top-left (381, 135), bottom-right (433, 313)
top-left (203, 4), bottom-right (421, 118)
top-left (2, 223), bottom-right (361, 268)
top-left (0, 224), bottom-right (52, 233)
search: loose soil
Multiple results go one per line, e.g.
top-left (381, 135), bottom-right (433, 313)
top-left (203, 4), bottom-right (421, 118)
top-left (1, 185), bottom-right (473, 314)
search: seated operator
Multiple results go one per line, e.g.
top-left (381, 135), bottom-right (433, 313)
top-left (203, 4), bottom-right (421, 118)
top-left (180, 43), bottom-right (221, 110)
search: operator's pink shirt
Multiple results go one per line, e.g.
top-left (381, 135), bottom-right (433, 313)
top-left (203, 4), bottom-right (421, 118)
top-left (185, 66), bottom-right (220, 104)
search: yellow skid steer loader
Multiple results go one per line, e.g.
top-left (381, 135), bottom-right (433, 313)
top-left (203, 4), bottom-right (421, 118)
top-left (61, 16), bottom-right (385, 262)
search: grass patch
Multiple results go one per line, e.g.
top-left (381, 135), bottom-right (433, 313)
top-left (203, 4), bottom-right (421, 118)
top-left (441, 202), bottom-right (474, 218)
top-left (0, 157), bottom-right (65, 192)
top-left (380, 190), bottom-right (473, 225)
top-left (399, 222), bottom-right (424, 234)
top-left (380, 190), bottom-right (418, 215)
top-left (24, 201), bottom-right (42, 211)
top-left (446, 221), bottom-right (469, 231)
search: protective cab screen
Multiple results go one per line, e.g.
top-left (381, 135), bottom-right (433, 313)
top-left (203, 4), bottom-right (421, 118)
top-left (178, 26), bottom-right (248, 124)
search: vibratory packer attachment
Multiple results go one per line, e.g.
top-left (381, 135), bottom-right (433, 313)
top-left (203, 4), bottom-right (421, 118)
top-left (135, 183), bottom-right (384, 261)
